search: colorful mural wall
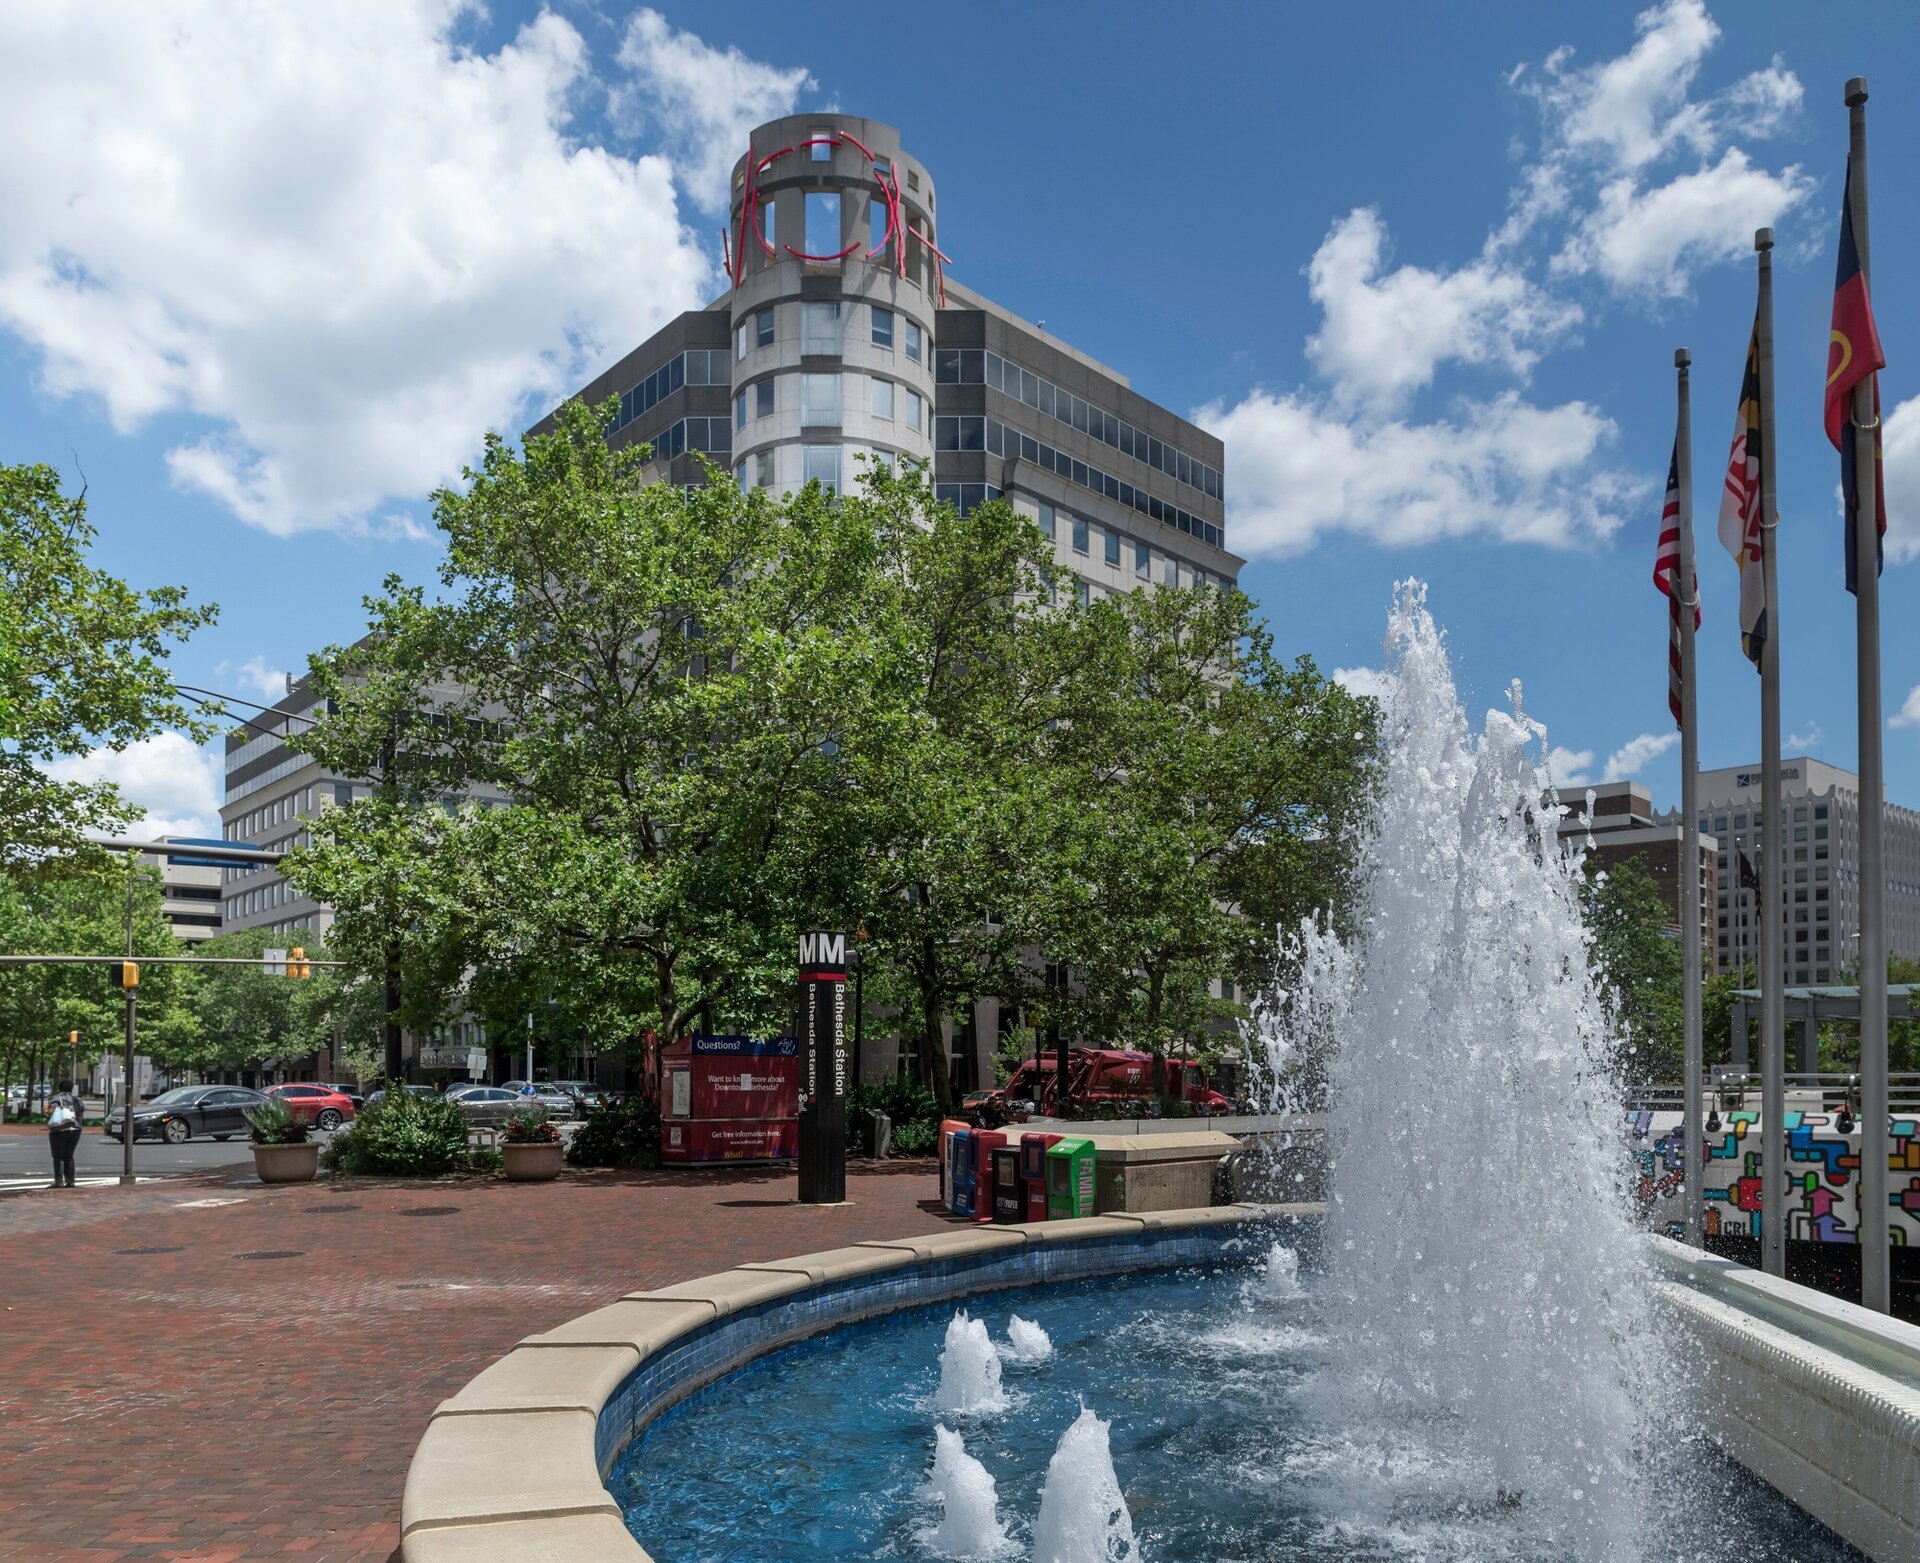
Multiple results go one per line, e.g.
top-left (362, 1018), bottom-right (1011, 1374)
top-left (1629, 1100), bottom-right (1920, 1245)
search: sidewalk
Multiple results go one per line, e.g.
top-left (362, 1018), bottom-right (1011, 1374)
top-left (0, 1160), bottom-right (949, 1561)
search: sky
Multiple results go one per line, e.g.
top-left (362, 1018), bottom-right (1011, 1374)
top-left (4, 0), bottom-right (1919, 838)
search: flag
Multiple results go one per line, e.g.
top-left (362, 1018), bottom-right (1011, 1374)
top-left (1717, 319), bottom-right (1766, 670)
top-left (1826, 154), bottom-right (1887, 593)
top-left (1652, 443), bottom-right (1699, 729)
top-left (1739, 851), bottom-right (1760, 896)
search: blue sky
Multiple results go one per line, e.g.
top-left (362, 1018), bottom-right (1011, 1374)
top-left (3, 1), bottom-right (1917, 833)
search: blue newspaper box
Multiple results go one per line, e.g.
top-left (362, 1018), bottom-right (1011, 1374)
top-left (948, 1128), bottom-right (975, 1216)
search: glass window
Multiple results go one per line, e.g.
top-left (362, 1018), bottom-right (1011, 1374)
top-left (1135, 541), bottom-right (1149, 577)
top-left (869, 449), bottom-right (895, 475)
top-left (903, 389), bottom-right (922, 431)
top-left (687, 351), bottom-right (709, 387)
top-left (1071, 516), bottom-right (1089, 554)
top-left (755, 379), bottom-right (773, 418)
top-left (935, 416), bottom-right (959, 451)
top-left (803, 445), bottom-right (840, 492)
top-left (904, 319), bottom-right (922, 362)
top-left (1074, 578), bottom-right (1090, 607)
top-left (935, 349), bottom-right (960, 384)
top-left (801, 374), bottom-right (839, 426)
top-left (810, 130), bottom-right (832, 162)
top-left (1037, 503), bottom-right (1055, 540)
top-left (804, 191), bottom-right (841, 255)
top-left (1164, 558), bottom-right (1179, 587)
top-left (870, 378), bottom-right (894, 419)
top-left (734, 391), bottom-right (747, 430)
top-left (756, 309), bottom-right (775, 349)
top-left (869, 198), bottom-right (888, 256)
top-left (754, 450), bottom-right (774, 489)
top-left (960, 350), bottom-right (984, 384)
top-left (871, 307), bottom-right (894, 349)
top-left (761, 199), bottom-right (775, 250)
top-left (736, 460), bottom-right (750, 494)
top-left (736, 322), bottom-right (748, 361)
top-left (1104, 529), bottom-right (1120, 566)
top-left (803, 302), bottom-right (841, 356)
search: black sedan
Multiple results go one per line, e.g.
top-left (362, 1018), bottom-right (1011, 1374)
top-left (105, 1086), bottom-right (270, 1144)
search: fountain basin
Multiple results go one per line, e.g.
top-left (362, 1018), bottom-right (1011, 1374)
top-left (397, 1208), bottom-right (1920, 1562)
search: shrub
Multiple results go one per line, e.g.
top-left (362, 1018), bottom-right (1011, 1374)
top-left (321, 1084), bottom-right (469, 1175)
top-left (566, 1094), bottom-right (660, 1169)
top-left (889, 1116), bottom-right (936, 1157)
top-left (847, 1074), bottom-right (940, 1157)
top-left (468, 1147), bottom-right (503, 1174)
top-left (244, 1096), bottom-right (310, 1146)
top-left (502, 1107), bottom-right (558, 1144)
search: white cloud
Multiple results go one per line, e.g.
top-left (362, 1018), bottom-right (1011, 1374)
top-left (1883, 395), bottom-right (1920, 568)
top-left (43, 731), bottom-right (224, 840)
top-left (1891, 687), bottom-right (1920, 731)
top-left (1332, 665), bottom-right (1394, 702)
top-left (1602, 730), bottom-right (1677, 780)
top-left (614, 9), bottom-right (814, 216)
top-left (215, 656), bottom-right (292, 704)
top-left (0, 2), bottom-right (724, 537)
top-left (1789, 722), bottom-right (1823, 751)
top-left (1304, 208), bottom-right (1580, 409)
top-left (1196, 388), bottom-right (1635, 559)
top-left (1547, 746), bottom-right (1597, 788)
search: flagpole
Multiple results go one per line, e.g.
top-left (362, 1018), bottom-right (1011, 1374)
top-left (1755, 226), bottom-right (1787, 1281)
top-left (1676, 346), bottom-right (1705, 1249)
top-left (1846, 76), bottom-right (1889, 1315)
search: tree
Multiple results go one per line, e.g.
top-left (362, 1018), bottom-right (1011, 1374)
top-left (180, 927), bottom-right (338, 1075)
top-left (1582, 855), bottom-right (1686, 1081)
top-left (1, 463), bottom-right (217, 877)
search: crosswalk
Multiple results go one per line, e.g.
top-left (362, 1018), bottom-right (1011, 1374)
top-left (0, 1173), bottom-right (169, 1196)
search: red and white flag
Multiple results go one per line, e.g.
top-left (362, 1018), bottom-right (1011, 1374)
top-left (1652, 441), bottom-right (1698, 729)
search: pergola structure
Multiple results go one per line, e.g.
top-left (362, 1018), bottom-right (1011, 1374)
top-left (1728, 984), bottom-right (1919, 1073)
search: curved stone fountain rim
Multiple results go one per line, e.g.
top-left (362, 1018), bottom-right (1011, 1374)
top-left (398, 1203), bottom-right (1298, 1563)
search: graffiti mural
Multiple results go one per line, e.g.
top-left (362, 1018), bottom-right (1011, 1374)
top-left (1628, 1100), bottom-right (1920, 1246)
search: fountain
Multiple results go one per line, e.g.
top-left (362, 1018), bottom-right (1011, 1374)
top-left (1029, 1406), bottom-right (1136, 1563)
top-left (1002, 1316), bottom-right (1054, 1363)
top-left (923, 1425), bottom-right (1013, 1560)
top-left (936, 1310), bottom-right (1010, 1416)
top-left (1255, 579), bottom-right (1662, 1555)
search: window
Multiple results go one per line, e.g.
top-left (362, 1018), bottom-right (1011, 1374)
top-left (1135, 542), bottom-right (1149, 578)
top-left (1074, 578), bottom-right (1090, 607)
top-left (869, 198), bottom-right (888, 256)
top-left (755, 379), bottom-right (773, 418)
top-left (804, 191), bottom-right (841, 256)
top-left (1037, 503), bottom-right (1056, 540)
top-left (870, 378), bottom-right (895, 419)
top-left (735, 391), bottom-right (747, 430)
top-left (761, 199), bottom-right (776, 250)
top-left (803, 445), bottom-right (840, 492)
top-left (756, 309), bottom-right (775, 349)
top-left (904, 319), bottom-right (923, 362)
top-left (1071, 516), bottom-right (1089, 554)
top-left (869, 449), bottom-right (896, 476)
top-left (810, 130), bottom-right (832, 161)
top-left (1164, 558), bottom-right (1179, 587)
top-left (872, 307), bottom-right (894, 349)
top-left (803, 301), bottom-right (841, 356)
top-left (903, 389), bottom-right (922, 431)
top-left (802, 373), bottom-right (840, 426)
top-left (736, 321), bottom-right (748, 361)
top-left (934, 349), bottom-right (985, 384)
top-left (1104, 529), bottom-right (1120, 566)
top-left (754, 450), bottom-right (774, 489)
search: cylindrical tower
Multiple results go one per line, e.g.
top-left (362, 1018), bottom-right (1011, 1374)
top-left (726, 115), bottom-right (940, 497)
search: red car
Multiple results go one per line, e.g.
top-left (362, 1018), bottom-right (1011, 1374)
top-left (265, 1082), bottom-right (356, 1131)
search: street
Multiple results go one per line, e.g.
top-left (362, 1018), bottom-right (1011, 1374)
top-left (0, 1124), bottom-right (258, 1192)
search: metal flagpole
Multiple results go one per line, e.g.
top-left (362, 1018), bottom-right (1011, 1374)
top-left (1676, 346), bottom-right (1705, 1249)
top-left (1755, 227), bottom-right (1787, 1280)
top-left (1846, 77), bottom-right (1890, 1314)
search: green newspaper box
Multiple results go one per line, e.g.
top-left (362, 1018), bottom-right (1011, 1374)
top-left (1045, 1136), bottom-right (1096, 1220)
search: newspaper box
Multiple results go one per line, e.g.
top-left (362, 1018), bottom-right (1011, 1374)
top-left (1046, 1136), bottom-right (1096, 1220)
top-left (1019, 1132), bottom-right (1062, 1222)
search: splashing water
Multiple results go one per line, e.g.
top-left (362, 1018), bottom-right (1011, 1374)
top-left (1254, 581), bottom-right (1664, 1557)
top-left (923, 1425), bottom-right (1014, 1560)
top-left (1253, 1242), bottom-right (1303, 1302)
top-left (1030, 1407), bottom-right (1137, 1563)
top-left (937, 1311), bottom-right (1010, 1416)
top-left (1003, 1315), bottom-right (1055, 1363)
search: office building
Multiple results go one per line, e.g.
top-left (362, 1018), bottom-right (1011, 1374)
top-left (1557, 781), bottom-right (1715, 957)
top-left (536, 113), bottom-right (1242, 1088)
top-left (1657, 757), bottom-right (1920, 984)
top-left (140, 837), bottom-right (226, 944)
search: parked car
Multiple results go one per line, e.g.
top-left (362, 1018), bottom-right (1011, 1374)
top-left (498, 1081), bottom-right (580, 1120)
top-left (547, 1080), bottom-right (610, 1114)
top-left (105, 1085), bottom-right (269, 1143)
top-left (6, 1083), bottom-right (53, 1111)
top-left (316, 1081), bottom-right (366, 1109)
top-left (446, 1086), bottom-right (528, 1127)
top-left (264, 1082), bottom-right (356, 1131)
top-left (363, 1084), bottom-right (438, 1109)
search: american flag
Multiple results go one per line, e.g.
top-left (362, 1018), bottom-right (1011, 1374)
top-left (1652, 442), bottom-right (1698, 729)
top-left (1717, 317), bottom-right (1766, 670)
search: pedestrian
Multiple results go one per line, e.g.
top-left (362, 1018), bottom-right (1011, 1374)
top-left (46, 1087), bottom-right (83, 1189)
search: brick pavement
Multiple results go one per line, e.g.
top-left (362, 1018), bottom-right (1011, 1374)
top-left (0, 1157), bottom-right (951, 1561)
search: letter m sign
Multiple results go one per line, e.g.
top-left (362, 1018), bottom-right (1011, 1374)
top-left (798, 930), bottom-right (847, 976)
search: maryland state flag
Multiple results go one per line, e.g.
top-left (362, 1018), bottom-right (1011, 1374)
top-left (1717, 319), bottom-right (1766, 670)
top-left (1652, 442), bottom-right (1698, 729)
top-left (1827, 154), bottom-right (1887, 594)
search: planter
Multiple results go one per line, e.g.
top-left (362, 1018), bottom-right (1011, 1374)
top-left (502, 1141), bottom-right (564, 1182)
top-left (251, 1140), bottom-right (320, 1183)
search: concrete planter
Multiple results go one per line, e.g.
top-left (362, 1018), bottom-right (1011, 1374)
top-left (502, 1141), bottom-right (564, 1182)
top-left (251, 1140), bottom-right (320, 1184)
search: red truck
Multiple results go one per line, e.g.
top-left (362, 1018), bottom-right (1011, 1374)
top-left (1001, 1048), bottom-right (1232, 1116)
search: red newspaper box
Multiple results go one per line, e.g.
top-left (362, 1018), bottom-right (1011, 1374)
top-left (1019, 1132), bottom-right (1062, 1222)
top-left (661, 1034), bottom-right (798, 1164)
top-left (971, 1129), bottom-right (1009, 1222)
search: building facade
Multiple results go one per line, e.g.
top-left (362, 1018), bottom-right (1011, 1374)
top-left (141, 837), bottom-right (226, 944)
top-left (1558, 781), bottom-right (1715, 958)
top-left (1657, 757), bottom-right (1920, 984)
top-left (536, 112), bottom-right (1243, 1090)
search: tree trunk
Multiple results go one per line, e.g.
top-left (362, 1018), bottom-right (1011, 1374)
top-left (1147, 965), bottom-right (1167, 1098)
top-left (382, 939), bottom-right (404, 1079)
top-left (916, 936), bottom-right (952, 1111)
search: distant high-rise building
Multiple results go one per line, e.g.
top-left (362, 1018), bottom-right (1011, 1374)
top-left (1657, 757), bottom-right (1920, 984)
top-left (1557, 781), bottom-right (1715, 957)
top-left (141, 837), bottom-right (226, 944)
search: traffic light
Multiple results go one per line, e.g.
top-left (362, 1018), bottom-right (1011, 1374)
top-left (109, 961), bottom-right (139, 989)
top-left (288, 947), bottom-right (311, 980)
top-left (68, 1030), bottom-right (78, 1047)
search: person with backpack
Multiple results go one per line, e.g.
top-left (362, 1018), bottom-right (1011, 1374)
top-left (46, 1088), bottom-right (83, 1188)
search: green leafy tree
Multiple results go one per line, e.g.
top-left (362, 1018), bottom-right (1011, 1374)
top-left (181, 926), bottom-right (338, 1074)
top-left (1, 463), bottom-right (217, 877)
top-left (1582, 855), bottom-right (1686, 1081)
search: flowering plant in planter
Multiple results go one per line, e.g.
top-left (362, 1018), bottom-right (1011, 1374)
top-left (244, 1096), bottom-right (311, 1145)
top-left (502, 1107), bottom-right (558, 1145)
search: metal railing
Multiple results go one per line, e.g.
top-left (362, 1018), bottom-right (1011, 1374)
top-left (1627, 1071), bottom-right (1920, 1114)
